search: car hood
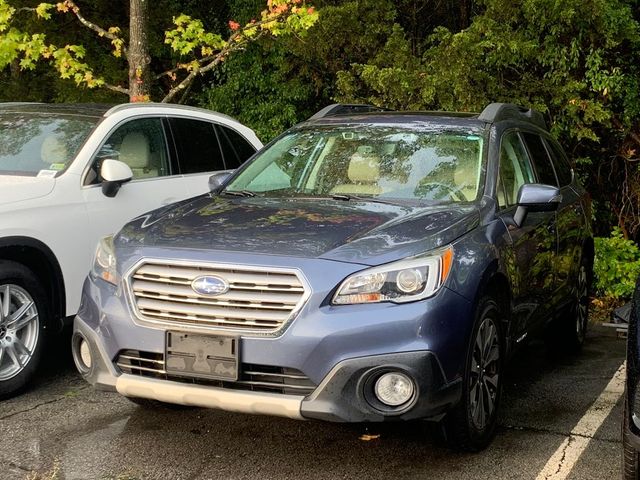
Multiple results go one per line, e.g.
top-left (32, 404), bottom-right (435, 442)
top-left (117, 195), bottom-right (480, 266)
top-left (0, 175), bottom-right (56, 208)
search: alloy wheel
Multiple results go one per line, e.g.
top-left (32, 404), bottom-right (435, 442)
top-left (0, 284), bottom-right (40, 382)
top-left (469, 316), bottom-right (500, 431)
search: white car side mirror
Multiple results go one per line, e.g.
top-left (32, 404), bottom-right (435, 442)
top-left (100, 159), bottom-right (133, 198)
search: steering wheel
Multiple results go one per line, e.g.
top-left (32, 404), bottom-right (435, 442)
top-left (415, 182), bottom-right (468, 202)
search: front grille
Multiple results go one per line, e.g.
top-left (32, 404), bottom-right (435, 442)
top-left (127, 261), bottom-right (308, 334)
top-left (116, 350), bottom-right (317, 396)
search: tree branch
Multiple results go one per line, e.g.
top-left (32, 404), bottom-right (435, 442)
top-left (160, 34), bottom-right (258, 104)
top-left (62, 0), bottom-right (127, 56)
top-left (104, 83), bottom-right (130, 95)
top-left (155, 55), bottom-right (216, 81)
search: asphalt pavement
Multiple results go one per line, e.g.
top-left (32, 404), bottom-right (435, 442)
top-left (0, 324), bottom-right (626, 480)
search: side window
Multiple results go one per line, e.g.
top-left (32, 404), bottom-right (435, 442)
top-left (216, 125), bottom-right (257, 169)
top-left (169, 118), bottom-right (224, 174)
top-left (545, 139), bottom-right (573, 186)
top-left (88, 118), bottom-right (170, 184)
top-left (522, 132), bottom-right (558, 186)
top-left (497, 132), bottom-right (535, 208)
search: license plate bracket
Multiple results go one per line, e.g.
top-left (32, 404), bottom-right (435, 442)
top-left (165, 331), bottom-right (238, 381)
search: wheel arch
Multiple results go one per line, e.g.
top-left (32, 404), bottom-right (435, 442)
top-left (0, 236), bottom-right (66, 329)
top-left (470, 260), bottom-right (512, 352)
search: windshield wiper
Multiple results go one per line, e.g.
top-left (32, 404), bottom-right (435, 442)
top-left (331, 194), bottom-right (400, 206)
top-left (221, 190), bottom-right (256, 198)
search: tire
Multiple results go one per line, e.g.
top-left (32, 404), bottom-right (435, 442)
top-left (0, 260), bottom-right (50, 399)
top-left (623, 397), bottom-right (640, 480)
top-left (443, 296), bottom-right (504, 451)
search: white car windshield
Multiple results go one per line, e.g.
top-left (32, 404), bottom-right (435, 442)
top-left (0, 113), bottom-right (99, 176)
top-left (225, 126), bottom-right (486, 203)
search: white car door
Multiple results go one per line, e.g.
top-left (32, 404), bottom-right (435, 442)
top-left (81, 116), bottom-right (189, 240)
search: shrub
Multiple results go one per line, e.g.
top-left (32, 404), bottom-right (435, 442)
top-left (594, 227), bottom-right (640, 299)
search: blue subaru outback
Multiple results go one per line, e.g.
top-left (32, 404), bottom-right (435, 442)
top-left (74, 103), bottom-right (593, 451)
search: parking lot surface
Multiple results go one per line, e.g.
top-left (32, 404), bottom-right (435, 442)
top-left (0, 326), bottom-right (626, 480)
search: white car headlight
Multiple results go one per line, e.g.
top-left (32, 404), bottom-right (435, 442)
top-left (92, 235), bottom-right (117, 285)
top-left (332, 246), bottom-right (453, 305)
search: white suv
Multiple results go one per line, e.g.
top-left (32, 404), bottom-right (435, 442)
top-left (0, 102), bottom-right (262, 398)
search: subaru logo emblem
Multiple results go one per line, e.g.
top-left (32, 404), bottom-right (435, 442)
top-left (191, 275), bottom-right (229, 296)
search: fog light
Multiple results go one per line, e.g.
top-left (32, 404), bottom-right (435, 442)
top-left (79, 339), bottom-right (92, 369)
top-left (374, 372), bottom-right (414, 407)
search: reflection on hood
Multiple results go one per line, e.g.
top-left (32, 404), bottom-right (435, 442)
top-left (117, 195), bottom-right (480, 266)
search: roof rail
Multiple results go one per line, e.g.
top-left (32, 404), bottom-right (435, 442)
top-left (103, 102), bottom-right (238, 122)
top-left (0, 102), bottom-right (44, 107)
top-left (478, 103), bottom-right (546, 129)
top-left (308, 103), bottom-right (391, 120)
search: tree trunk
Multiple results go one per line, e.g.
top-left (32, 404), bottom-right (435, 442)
top-left (128, 0), bottom-right (151, 102)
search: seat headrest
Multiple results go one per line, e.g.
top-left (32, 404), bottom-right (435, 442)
top-left (119, 132), bottom-right (150, 169)
top-left (348, 149), bottom-right (380, 184)
top-left (40, 136), bottom-right (68, 165)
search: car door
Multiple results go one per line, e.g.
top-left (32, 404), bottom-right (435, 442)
top-left (81, 116), bottom-right (190, 240)
top-left (167, 118), bottom-right (257, 198)
top-left (544, 137), bottom-right (585, 302)
top-left (497, 131), bottom-right (557, 338)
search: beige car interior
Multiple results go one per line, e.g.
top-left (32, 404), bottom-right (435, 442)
top-left (453, 154), bottom-right (481, 201)
top-left (497, 138), bottom-right (530, 207)
top-left (119, 132), bottom-right (157, 179)
top-left (331, 146), bottom-right (383, 195)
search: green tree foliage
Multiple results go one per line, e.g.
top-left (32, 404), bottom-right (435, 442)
top-left (594, 228), bottom-right (640, 299)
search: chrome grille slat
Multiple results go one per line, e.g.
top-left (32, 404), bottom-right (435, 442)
top-left (117, 362), bottom-right (168, 374)
top-left (118, 354), bottom-right (165, 365)
top-left (243, 370), bottom-right (308, 380)
top-left (236, 380), bottom-right (313, 391)
top-left (127, 260), bottom-right (309, 334)
top-left (138, 311), bottom-right (279, 329)
top-left (134, 264), bottom-right (303, 287)
top-left (132, 279), bottom-right (301, 305)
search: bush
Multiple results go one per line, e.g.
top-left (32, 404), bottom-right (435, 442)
top-left (594, 227), bottom-right (640, 299)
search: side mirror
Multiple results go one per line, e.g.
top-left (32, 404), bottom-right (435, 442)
top-left (100, 159), bottom-right (133, 198)
top-left (513, 183), bottom-right (562, 227)
top-left (209, 171), bottom-right (233, 194)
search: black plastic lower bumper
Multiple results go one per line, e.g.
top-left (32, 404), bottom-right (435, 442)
top-left (301, 351), bottom-right (462, 422)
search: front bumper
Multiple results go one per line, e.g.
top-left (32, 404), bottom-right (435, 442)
top-left (75, 313), bottom-right (462, 422)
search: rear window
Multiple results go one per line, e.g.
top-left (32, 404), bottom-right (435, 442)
top-left (169, 118), bottom-right (225, 174)
top-left (0, 113), bottom-right (98, 176)
top-left (545, 139), bottom-right (573, 186)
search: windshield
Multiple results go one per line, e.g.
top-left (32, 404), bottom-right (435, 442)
top-left (0, 113), bottom-right (99, 176)
top-left (225, 126), bottom-right (485, 203)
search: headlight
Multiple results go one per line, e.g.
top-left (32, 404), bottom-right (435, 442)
top-left (92, 235), bottom-right (117, 285)
top-left (332, 246), bottom-right (453, 305)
